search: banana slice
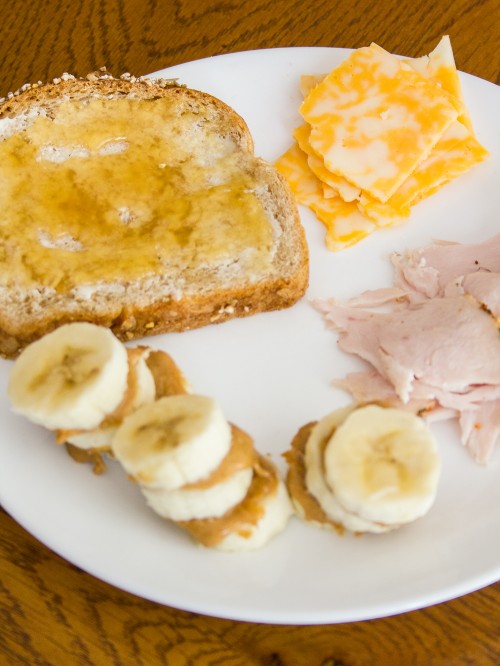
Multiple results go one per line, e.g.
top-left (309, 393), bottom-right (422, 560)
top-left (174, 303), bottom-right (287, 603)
top-left (112, 394), bottom-right (232, 490)
top-left (178, 455), bottom-right (293, 552)
top-left (65, 426), bottom-right (119, 451)
top-left (324, 405), bottom-right (441, 526)
top-left (8, 322), bottom-right (129, 430)
top-left (142, 467), bottom-right (253, 521)
top-left (61, 348), bottom-right (156, 450)
top-left (285, 421), bottom-right (346, 534)
top-left (304, 407), bottom-right (393, 534)
top-left (141, 423), bottom-right (256, 520)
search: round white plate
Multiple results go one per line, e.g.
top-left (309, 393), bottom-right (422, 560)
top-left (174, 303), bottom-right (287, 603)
top-left (0, 48), bottom-right (499, 625)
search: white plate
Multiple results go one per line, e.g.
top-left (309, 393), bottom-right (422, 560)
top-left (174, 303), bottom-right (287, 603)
top-left (0, 48), bottom-right (499, 625)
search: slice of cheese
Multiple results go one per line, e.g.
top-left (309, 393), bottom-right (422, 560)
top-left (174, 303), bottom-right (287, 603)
top-left (275, 141), bottom-right (322, 207)
top-left (398, 121), bottom-right (488, 203)
top-left (275, 142), bottom-right (376, 250)
top-left (354, 120), bottom-right (488, 226)
top-left (293, 124), bottom-right (361, 202)
top-left (300, 43), bottom-right (460, 203)
top-left (359, 38), bottom-right (487, 223)
top-left (299, 74), bottom-right (325, 98)
top-left (407, 35), bottom-right (472, 131)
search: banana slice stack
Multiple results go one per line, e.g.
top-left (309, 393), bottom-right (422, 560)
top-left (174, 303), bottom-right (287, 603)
top-left (113, 394), bottom-right (293, 551)
top-left (285, 404), bottom-right (441, 534)
top-left (8, 322), bottom-right (292, 551)
top-left (7, 322), bottom-right (188, 472)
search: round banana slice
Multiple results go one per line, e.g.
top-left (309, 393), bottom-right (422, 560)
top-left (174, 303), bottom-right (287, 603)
top-left (112, 394), bottom-right (232, 490)
top-left (142, 467), bottom-right (253, 521)
top-left (65, 426), bottom-right (119, 451)
top-left (324, 404), bottom-right (441, 526)
top-left (178, 455), bottom-right (293, 552)
top-left (141, 423), bottom-right (256, 520)
top-left (62, 349), bottom-right (156, 451)
top-left (8, 322), bottom-right (129, 430)
top-left (305, 407), bottom-right (393, 534)
top-left (285, 421), bottom-right (345, 534)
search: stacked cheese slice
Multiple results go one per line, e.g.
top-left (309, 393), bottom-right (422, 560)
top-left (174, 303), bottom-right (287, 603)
top-left (276, 37), bottom-right (488, 250)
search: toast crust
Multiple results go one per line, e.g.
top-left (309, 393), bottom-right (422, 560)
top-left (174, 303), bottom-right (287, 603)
top-left (0, 71), bottom-right (309, 358)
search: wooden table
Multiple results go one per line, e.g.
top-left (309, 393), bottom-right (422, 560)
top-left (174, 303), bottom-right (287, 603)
top-left (1, 1), bottom-right (499, 663)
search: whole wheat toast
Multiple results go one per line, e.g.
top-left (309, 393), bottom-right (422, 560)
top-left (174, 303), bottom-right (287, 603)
top-left (0, 70), bottom-right (308, 357)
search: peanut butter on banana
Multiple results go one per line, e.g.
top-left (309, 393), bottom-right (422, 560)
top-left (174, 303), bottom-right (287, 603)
top-left (0, 97), bottom-right (275, 291)
top-left (285, 422), bottom-right (344, 534)
top-left (182, 424), bottom-right (256, 490)
top-left (145, 349), bottom-right (189, 398)
top-left (64, 443), bottom-right (109, 475)
top-left (177, 454), bottom-right (279, 547)
top-left (56, 346), bottom-right (147, 444)
top-left (58, 348), bottom-right (187, 476)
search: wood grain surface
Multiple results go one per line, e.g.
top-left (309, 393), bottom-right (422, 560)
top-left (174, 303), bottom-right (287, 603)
top-left (0, 0), bottom-right (499, 94)
top-left (1, 1), bottom-right (499, 664)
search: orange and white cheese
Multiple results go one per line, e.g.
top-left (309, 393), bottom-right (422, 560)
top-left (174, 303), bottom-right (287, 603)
top-left (276, 37), bottom-right (488, 250)
top-left (275, 142), bottom-right (376, 251)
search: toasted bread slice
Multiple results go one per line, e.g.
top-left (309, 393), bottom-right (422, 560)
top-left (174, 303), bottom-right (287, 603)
top-left (0, 71), bottom-right (308, 357)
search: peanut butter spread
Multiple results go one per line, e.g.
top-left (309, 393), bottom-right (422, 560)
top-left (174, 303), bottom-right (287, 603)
top-left (64, 443), bottom-right (108, 475)
top-left (146, 349), bottom-right (188, 398)
top-left (178, 454), bottom-right (278, 547)
top-left (182, 423), bottom-right (256, 490)
top-left (285, 421), bottom-right (344, 534)
top-left (0, 97), bottom-right (275, 291)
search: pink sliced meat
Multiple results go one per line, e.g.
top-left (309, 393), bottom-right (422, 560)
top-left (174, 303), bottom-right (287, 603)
top-left (392, 233), bottom-right (500, 300)
top-left (459, 400), bottom-right (500, 464)
top-left (333, 370), bottom-right (435, 414)
top-left (335, 369), bottom-right (500, 416)
top-left (444, 271), bottom-right (500, 319)
top-left (316, 295), bottom-right (500, 403)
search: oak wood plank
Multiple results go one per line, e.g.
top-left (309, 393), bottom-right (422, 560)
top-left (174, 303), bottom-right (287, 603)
top-left (0, 0), bottom-right (498, 95)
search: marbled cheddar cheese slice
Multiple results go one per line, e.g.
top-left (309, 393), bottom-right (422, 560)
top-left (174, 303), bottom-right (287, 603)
top-left (275, 141), bottom-right (322, 207)
top-left (300, 43), bottom-right (460, 203)
top-left (358, 120), bottom-right (488, 223)
top-left (358, 38), bottom-right (488, 223)
top-left (358, 129), bottom-right (478, 224)
top-left (275, 142), bottom-right (376, 250)
top-left (299, 74), bottom-right (325, 98)
top-left (407, 35), bottom-right (472, 131)
top-left (313, 191), bottom-right (378, 252)
top-left (405, 122), bottom-right (487, 203)
top-left (293, 124), bottom-right (361, 202)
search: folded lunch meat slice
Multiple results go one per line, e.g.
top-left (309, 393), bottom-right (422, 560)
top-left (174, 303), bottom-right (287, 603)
top-left (459, 400), bottom-right (500, 464)
top-left (392, 233), bottom-right (500, 301)
top-left (316, 295), bottom-right (500, 404)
